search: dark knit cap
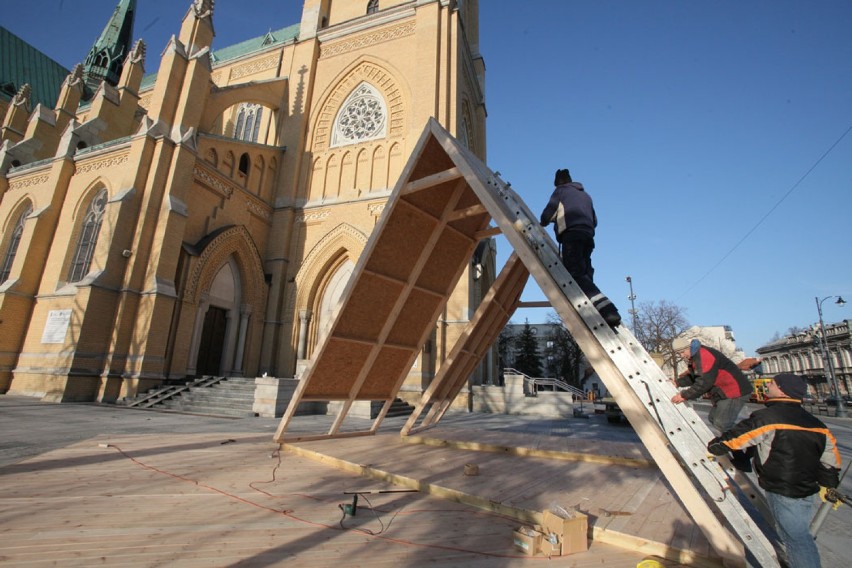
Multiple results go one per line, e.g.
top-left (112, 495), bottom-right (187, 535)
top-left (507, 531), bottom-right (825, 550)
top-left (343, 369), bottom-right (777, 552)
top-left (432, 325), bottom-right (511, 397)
top-left (554, 169), bottom-right (572, 185)
top-left (774, 373), bottom-right (807, 400)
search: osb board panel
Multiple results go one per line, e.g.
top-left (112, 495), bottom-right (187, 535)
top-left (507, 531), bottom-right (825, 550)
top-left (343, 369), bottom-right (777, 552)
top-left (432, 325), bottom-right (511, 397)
top-left (358, 346), bottom-right (416, 399)
top-left (416, 229), bottom-right (475, 295)
top-left (429, 256), bottom-right (527, 403)
top-left (401, 177), bottom-right (464, 219)
top-left (301, 338), bottom-right (372, 399)
top-left (454, 184), bottom-right (486, 212)
top-left (407, 136), bottom-right (457, 185)
top-left (332, 272), bottom-right (404, 341)
top-left (386, 288), bottom-right (444, 348)
top-left (364, 200), bottom-right (438, 282)
top-left (448, 210), bottom-right (491, 236)
top-left (294, 123), bottom-right (476, 407)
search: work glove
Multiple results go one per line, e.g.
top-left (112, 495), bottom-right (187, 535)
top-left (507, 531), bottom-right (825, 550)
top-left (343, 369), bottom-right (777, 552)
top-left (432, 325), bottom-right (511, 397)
top-left (729, 449), bottom-right (753, 473)
top-left (707, 437), bottom-right (729, 456)
top-left (819, 486), bottom-right (841, 511)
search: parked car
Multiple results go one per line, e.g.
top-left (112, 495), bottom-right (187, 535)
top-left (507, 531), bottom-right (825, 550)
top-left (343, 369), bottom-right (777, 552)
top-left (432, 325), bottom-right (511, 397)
top-left (600, 397), bottom-right (627, 424)
top-left (823, 396), bottom-right (850, 407)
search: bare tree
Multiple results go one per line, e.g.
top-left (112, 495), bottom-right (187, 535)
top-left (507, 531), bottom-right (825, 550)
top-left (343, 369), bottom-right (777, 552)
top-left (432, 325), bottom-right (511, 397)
top-left (769, 326), bottom-right (807, 345)
top-left (634, 300), bottom-right (690, 378)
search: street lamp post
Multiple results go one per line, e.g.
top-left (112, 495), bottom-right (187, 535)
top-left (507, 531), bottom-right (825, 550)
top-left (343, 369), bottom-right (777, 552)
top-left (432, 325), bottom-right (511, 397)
top-left (815, 295), bottom-right (847, 418)
top-left (626, 276), bottom-right (638, 332)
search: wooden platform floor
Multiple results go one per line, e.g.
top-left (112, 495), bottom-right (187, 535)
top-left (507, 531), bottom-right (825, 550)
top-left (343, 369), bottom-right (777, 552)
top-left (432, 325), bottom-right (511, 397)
top-left (285, 420), bottom-right (726, 568)
top-left (1, 428), bottom-right (679, 567)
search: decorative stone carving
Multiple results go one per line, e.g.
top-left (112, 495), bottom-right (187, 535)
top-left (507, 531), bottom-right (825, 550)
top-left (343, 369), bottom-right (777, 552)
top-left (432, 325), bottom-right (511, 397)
top-left (184, 225), bottom-right (265, 307)
top-left (230, 54), bottom-right (279, 80)
top-left (74, 152), bottom-right (130, 174)
top-left (321, 21), bottom-right (415, 59)
top-left (295, 210), bottom-right (330, 224)
top-left (193, 164), bottom-right (235, 198)
top-left (245, 198), bottom-right (271, 221)
top-left (8, 173), bottom-right (50, 191)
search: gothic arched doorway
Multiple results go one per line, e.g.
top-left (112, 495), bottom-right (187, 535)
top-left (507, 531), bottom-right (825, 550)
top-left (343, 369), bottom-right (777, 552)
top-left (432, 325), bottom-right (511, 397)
top-left (314, 258), bottom-right (354, 351)
top-left (191, 258), bottom-right (242, 376)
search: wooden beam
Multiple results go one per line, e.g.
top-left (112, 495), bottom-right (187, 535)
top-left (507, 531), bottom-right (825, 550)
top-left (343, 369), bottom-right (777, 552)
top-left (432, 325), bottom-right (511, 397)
top-left (402, 253), bottom-right (528, 434)
top-left (517, 300), bottom-right (550, 308)
top-left (401, 435), bottom-right (655, 468)
top-left (278, 430), bottom-right (376, 443)
top-left (473, 226), bottom-right (502, 239)
top-left (401, 166), bottom-right (462, 195)
top-left (447, 203), bottom-right (487, 221)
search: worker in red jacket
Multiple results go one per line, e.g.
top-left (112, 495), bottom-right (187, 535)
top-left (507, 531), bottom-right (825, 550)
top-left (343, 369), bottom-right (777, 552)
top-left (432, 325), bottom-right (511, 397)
top-left (670, 338), bottom-right (752, 432)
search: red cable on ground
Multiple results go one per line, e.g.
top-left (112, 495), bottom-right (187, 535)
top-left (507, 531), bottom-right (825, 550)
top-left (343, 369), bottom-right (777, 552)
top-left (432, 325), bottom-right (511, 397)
top-left (105, 443), bottom-right (549, 560)
top-left (109, 443), bottom-right (294, 515)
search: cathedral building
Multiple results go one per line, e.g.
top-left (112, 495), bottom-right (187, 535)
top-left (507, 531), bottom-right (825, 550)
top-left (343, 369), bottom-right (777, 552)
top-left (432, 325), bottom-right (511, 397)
top-left (0, 0), bottom-right (494, 407)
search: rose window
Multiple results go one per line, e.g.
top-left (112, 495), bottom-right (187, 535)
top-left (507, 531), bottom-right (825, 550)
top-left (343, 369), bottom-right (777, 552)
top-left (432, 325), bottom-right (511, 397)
top-left (331, 83), bottom-right (387, 147)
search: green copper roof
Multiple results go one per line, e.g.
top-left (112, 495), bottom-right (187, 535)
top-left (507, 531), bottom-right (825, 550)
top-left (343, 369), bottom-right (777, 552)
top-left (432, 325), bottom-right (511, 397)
top-left (0, 26), bottom-right (70, 108)
top-left (211, 23), bottom-right (299, 64)
top-left (83, 0), bottom-right (137, 91)
top-left (139, 23), bottom-right (300, 91)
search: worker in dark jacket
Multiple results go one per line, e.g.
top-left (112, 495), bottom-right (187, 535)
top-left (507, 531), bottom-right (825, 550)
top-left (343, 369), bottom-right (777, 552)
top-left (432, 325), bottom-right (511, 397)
top-left (670, 338), bottom-right (752, 432)
top-left (708, 373), bottom-right (841, 568)
top-left (540, 168), bottom-right (621, 328)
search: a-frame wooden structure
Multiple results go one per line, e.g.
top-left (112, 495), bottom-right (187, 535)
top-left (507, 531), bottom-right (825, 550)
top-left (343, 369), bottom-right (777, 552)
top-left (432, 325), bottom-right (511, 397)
top-left (274, 119), bottom-right (778, 567)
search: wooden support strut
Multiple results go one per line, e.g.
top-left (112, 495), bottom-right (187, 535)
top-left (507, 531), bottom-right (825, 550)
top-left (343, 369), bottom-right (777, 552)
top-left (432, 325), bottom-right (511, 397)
top-left (402, 252), bottom-right (529, 435)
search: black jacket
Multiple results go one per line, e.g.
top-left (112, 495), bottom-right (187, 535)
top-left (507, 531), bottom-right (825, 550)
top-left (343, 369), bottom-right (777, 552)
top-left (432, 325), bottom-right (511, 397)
top-left (676, 345), bottom-right (751, 402)
top-left (540, 182), bottom-right (597, 239)
top-left (708, 399), bottom-right (841, 498)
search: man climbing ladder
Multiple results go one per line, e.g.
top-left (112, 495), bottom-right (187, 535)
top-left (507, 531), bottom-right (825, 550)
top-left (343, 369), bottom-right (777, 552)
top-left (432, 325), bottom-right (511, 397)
top-left (540, 168), bottom-right (622, 328)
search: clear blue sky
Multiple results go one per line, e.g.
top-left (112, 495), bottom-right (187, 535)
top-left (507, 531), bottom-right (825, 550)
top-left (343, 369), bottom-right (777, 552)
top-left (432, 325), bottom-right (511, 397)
top-left (3, 1), bottom-right (851, 356)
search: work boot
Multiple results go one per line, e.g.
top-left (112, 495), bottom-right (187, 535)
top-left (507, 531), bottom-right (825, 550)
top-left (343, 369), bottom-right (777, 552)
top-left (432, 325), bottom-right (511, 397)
top-left (591, 294), bottom-right (622, 328)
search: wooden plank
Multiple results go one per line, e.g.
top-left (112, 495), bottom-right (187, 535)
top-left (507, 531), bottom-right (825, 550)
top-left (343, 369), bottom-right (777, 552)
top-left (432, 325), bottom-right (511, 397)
top-left (279, 429), bottom-right (376, 443)
top-left (473, 226), bottom-right (501, 239)
top-left (517, 300), bottom-right (551, 308)
top-left (402, 253), bottom-right (528, 434)
top-left (400, 435), bottom-right (654, 468)
top-left (401, 165), bottom-right (462, 195)
top-left (447, 203), bottom-right (488, 221)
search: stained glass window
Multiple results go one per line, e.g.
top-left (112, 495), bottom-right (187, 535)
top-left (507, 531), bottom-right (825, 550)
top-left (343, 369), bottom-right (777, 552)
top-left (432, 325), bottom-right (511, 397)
top-left (68, 189), bottom-right (107, 283)
top-left (331, 82), bottom-right (387, 148)
top-left (234, 103), bottom-right (263, 142)
top-left (0, 204), bottom-right (32, 284)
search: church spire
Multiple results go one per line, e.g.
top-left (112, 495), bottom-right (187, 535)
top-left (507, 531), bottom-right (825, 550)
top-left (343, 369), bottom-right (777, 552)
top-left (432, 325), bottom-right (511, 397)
top-left (82, 0), bottom-right (137, 96)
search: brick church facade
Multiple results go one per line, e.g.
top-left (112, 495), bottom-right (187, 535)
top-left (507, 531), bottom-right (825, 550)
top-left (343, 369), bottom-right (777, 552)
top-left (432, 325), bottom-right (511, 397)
top-left (0, 0), bottom-right (495, 406)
